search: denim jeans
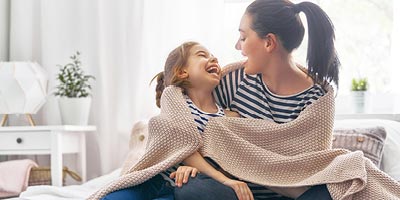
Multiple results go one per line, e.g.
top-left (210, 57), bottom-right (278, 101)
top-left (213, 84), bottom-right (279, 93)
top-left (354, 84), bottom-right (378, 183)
top-left (296, 184), bottom-right (332, 200)
top-left (174, 173), bottom-right (331, 200)
top-left (174, 173), bottom-right (239, 200)
top-left (101, 174), bottom-right (174, 200)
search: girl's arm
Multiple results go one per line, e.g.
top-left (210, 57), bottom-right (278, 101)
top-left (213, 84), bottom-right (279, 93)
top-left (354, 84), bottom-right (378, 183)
top-left (183, 151), bottom-right (229, 183)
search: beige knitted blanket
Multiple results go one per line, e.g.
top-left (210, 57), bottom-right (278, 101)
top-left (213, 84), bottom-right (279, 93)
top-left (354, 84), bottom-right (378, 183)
top-left (89, 68), bottom-right (400, 200)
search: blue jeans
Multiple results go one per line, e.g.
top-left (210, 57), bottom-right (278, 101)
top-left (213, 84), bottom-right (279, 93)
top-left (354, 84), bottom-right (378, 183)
top-left (296, 184), bottom-right (332, 200)
top-left (175, 173), bottom-right (238, 200)
top-left (175, 173), bottom-right (331, 200)
top-left (102, 174), bottom-right (174, 200)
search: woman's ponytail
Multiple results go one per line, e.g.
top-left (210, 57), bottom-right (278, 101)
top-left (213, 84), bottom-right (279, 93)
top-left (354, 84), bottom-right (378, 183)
top-left (296, 2), bottom-right (340, 87)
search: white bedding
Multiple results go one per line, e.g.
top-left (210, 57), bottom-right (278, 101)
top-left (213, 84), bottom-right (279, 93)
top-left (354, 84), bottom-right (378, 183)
top-left (10, 169), bottom-right (121, 200)
top-left (9, 119), bottom-right (400, 199)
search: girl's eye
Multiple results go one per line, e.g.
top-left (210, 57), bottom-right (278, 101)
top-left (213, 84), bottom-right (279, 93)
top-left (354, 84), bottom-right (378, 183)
top-left (240, 37), bottom-right (246, 41)
top-left (199, 54), bottom-right (207, 58)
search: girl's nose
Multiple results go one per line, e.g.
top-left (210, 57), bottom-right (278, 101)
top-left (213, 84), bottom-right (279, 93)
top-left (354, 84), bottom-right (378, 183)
top-left (209, 56), bottom-right (218, 63)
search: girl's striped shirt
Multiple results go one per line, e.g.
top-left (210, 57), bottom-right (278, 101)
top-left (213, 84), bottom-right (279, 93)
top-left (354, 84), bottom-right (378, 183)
top-left (160, 94), bottom-right (225, 184)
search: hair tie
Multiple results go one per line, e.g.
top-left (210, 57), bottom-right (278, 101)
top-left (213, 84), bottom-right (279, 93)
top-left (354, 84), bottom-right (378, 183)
top-left (292, 4), bottom-right (301, 14)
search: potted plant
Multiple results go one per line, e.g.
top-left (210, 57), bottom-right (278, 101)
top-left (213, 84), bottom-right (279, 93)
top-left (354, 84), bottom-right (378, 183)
top-left (55, 51), bottom-right (95, 125)
top-left (350, 78), bottom-right (368, 113)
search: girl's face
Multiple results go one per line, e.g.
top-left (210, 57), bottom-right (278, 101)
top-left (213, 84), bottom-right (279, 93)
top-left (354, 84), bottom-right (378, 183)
top-left (236, 14), bottom-right (270, 75)
top-left (183, 45), bottom-right (221, 91)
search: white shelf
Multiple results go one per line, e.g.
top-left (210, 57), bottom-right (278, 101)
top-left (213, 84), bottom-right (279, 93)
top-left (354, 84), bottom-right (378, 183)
top-left (0, 125), bottom-right (96, 132)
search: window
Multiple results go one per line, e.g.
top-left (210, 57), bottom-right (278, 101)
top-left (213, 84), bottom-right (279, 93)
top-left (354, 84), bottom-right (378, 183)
top-left (222, 0), bottom-right (397, 94)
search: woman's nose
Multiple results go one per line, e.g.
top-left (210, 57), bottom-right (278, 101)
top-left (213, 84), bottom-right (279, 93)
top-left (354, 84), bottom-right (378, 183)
top-left (235, 39), bottom-right (241, 50)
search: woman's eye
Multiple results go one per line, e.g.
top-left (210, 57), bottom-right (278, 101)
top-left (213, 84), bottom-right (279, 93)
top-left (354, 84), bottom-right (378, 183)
top-left (240, 37), bottom-right (246, 41)
top-left (199, 54), bottom-right (207, 58)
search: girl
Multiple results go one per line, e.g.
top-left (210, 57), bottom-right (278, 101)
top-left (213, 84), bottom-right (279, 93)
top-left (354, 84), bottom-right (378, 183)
top-left (175, 0), bottom-right (339, 200)
top-left (102, 41), bottom-right (254, 200)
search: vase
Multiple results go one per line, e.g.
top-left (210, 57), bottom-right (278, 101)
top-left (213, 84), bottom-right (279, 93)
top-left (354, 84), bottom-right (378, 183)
top-left (58, 97), bottom-right (92, 125)
top-left (351, 91), bottom-right (366, 113)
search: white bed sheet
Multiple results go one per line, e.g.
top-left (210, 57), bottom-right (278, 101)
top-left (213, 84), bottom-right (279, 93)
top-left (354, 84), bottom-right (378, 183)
top-left (8, 119), bottom-right (400, 199)
top-left (9, 169), bottom-right (121, 200)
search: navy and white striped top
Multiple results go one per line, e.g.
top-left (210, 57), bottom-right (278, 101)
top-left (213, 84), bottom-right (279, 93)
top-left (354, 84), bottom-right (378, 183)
top-left (161, 94), bottom-right (225, 184)
top-left (213, 67), bottom-right (325, 199)
top-left (214, 67), bottom-right (325, 123)
top-left (185, 94), bottom-right (225, 132)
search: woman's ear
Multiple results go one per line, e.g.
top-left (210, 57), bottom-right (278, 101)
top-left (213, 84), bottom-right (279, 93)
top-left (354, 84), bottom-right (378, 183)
top-left (264, 33), bottom-right (277, 53)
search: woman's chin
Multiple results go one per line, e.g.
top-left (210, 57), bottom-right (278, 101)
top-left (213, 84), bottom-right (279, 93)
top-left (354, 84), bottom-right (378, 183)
top-left (244, 66), bottom-right (258, 75)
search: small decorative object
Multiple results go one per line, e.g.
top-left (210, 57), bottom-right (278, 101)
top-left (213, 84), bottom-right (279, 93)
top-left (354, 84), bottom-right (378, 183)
top-left (0, 62), bottom-right (48, 126)
top-left (350, 78), bottom-right (368, 113)
top-left (54, 51), bottom-right (95, 125)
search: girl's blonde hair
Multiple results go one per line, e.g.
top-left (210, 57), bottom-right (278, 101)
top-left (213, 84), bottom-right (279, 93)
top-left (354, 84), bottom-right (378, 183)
top-left (152, 41), bottom-right (199, 108)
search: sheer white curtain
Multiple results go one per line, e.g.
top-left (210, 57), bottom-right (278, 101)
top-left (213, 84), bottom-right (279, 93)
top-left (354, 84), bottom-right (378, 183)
top-left (392, 0), bottom-right (400, 112)
top-left (0, 0), bottom-right (9, 61)
top-left (4, 0), bottom-right (248, 179)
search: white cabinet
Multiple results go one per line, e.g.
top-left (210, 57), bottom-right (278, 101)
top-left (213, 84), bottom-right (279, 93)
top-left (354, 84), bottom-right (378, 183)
top-left (0, 126), bottom-right (96, 186)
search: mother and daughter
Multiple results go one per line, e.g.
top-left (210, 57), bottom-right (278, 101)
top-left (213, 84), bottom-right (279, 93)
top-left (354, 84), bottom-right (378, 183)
top-left (100, 0), bottom-right (339, 199)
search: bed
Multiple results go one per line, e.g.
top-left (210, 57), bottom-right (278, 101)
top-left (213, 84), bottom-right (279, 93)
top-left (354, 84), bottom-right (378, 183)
top-left (12, 119), bottom-right (400, 200)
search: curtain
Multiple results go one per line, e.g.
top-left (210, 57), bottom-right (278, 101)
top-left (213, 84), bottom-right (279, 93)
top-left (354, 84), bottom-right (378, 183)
top-left (392, 0), bottom-right (400, 112)
top-left (0, 0), bottom-right (9, 61)
top-left (3, 0), bottom-right (248, 180)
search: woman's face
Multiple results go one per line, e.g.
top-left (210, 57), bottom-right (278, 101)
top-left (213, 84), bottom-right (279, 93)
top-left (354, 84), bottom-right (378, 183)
top-left (184, 45), bottom-right (221, 90)
top-left (236, 13), bottom-right (269, 75)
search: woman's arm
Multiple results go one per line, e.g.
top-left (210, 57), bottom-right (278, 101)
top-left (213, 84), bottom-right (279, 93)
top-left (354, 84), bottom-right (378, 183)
top-left (172, 151), bottom-right (254, 200)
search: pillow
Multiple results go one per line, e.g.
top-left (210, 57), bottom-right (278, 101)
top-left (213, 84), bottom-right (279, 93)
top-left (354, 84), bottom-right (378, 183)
top-left (126, 121), bottom-right (149, 166)
top-left (332, 127), bottom-right (387, 168)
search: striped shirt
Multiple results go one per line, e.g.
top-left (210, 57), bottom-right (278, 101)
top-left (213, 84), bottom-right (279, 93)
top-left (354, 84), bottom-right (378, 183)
top-left (213, 67), bottom-right (325, 199)
top-left (161, 94), bottom-right (225, 184)
top-left (214, 67), bottom-right (325, 123)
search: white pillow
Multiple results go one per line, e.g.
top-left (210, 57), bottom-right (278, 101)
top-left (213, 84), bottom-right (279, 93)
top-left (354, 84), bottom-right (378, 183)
top-left (334, 119), bottom-right (400, 181)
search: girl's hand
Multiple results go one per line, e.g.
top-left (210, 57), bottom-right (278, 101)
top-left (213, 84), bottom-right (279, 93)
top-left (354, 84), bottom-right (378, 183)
top-left (223, 179), bottom-right (254, 200)
top-left (169, 166), bottom-right (199, 187)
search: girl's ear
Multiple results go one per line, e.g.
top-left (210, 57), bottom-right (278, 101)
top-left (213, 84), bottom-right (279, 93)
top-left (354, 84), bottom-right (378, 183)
top-left (264, 33), bottom-right (277, 53)
top-left (177, 69), bottom-right (189, 79)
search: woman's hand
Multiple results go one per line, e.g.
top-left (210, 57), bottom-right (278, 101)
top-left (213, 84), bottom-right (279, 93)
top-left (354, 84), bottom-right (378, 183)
top-left (169, 166), bottom-right (199, 187)
top-left (223, 179), bottom-right (254, 200)
top-left (224, 110), bottom-right (241, 117)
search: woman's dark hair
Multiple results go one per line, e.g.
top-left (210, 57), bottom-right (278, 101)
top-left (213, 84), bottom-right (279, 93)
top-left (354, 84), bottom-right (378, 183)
top-left (246, 0), bottom-right (340, 88)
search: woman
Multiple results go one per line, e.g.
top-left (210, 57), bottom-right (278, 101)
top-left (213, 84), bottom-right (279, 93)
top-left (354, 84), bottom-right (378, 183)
top-left (174, 0), bottom-right (339, 199)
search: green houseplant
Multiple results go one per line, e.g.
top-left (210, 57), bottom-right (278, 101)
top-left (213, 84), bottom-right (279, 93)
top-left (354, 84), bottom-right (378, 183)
top-left (55, 52), bottom-right (95, 125)
top-left (350, 78), bottom-right (368, 113)
top-left (351, 78), bottom-right (368, 92)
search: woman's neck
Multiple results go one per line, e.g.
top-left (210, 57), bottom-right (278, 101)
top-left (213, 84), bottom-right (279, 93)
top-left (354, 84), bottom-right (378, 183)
top-left (186, 88), bottom-right (218, 113)
top-left (261, 52), bottom-right (313, 96)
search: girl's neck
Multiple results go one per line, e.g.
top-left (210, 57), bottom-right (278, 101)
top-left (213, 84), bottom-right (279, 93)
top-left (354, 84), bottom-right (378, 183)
top-left (261, 52), bottom-right (313, 96)
top-left (186, 88), bottom-right (218, 113)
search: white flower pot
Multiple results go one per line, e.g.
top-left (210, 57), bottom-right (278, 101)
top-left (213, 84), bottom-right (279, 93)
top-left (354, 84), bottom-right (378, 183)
top-left (351, 91), bottom-right (366, 113)
top-left (58, 97), bottom-right (92, 125)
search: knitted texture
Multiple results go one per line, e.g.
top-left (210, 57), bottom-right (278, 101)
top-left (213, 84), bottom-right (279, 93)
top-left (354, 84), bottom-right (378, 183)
top-left (89, 64), bottom-right (400, 200)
